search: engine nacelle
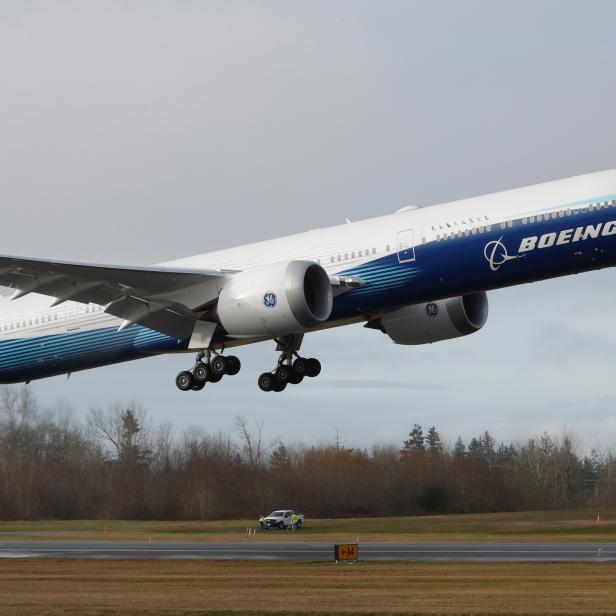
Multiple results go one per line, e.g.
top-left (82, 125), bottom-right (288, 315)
top-left (378, 292), bottom-right (489, 345)
top-left (216, 260), bottom-right (333, 337)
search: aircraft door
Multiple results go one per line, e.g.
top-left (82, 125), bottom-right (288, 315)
top-left (397, 229), bottom-right (416, 263)
top-left (65, 303), bottom-right (81, 331)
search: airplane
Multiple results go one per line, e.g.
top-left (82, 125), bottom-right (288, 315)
top-left (1, 169), bottom-right (615, 392)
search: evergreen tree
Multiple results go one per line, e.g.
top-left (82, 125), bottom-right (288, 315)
top-left (454, 436), bottom-right (466, 457)
top-left (403, 424), bottom-right (425, 451)
top-left (426, 426), bottom-right (442, 451)
top-left (270, 442), bottom-right (291, 473)
top-left (482, 431), bottom-right (496, 458)
top-left (467, 437), bottom-right (483, 457)
top-left (118, 408), bottom-right (150, 466)
top-left (497, 443), bottom-right (517, 460)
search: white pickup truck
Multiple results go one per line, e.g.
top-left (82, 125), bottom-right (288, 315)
top-left (261, 509), bottom-right (304, 530)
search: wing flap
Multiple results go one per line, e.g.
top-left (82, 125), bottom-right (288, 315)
top-left (0, 254), bottom-right (228, 341)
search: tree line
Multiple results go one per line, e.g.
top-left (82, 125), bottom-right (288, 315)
top-left (0, 387), bottom-right (614, 520)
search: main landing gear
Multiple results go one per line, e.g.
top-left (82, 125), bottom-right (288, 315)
top-left (175, 350), bottom-right (241, 392)
top-left (257, 335), bottom-right (321, 393)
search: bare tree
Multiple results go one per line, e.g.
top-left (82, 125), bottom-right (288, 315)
top-left (88, 403), bottom-right (151, 463)
top-left (233, 415), bottom-right (277, 468)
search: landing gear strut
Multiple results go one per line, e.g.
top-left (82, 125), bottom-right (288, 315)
top-left (258, 335), bottom-right (321, 393)
top-left (175, 349), bottom-right (241, 392)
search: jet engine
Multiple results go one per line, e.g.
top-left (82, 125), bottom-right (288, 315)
top-left (373, 292), bottom-right (489, 345)
top-left (215, 260), bottom-right (333, 337)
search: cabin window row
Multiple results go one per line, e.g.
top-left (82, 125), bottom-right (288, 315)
top-left (435, 224), bottom-right (494, 241)
top-left (320, 247), bottom-right (380, 265)
top-left (2, 313), bottom-right (60, 331)
top-left (521, 201), bottom-right (616, 224)
top-left (1, 304), bottom-right (105, 332)
top-left (430, 215), bottom-right (490, 232)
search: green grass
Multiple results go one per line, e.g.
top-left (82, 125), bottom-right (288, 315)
top-left (0, 508), bottom-right (615, 542)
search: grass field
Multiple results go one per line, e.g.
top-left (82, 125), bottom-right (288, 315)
top-left (1, 509), bottom-right (615, 542)
top-left (2, 559), bottom-right (616, 615)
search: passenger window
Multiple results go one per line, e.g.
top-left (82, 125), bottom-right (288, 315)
top-left (330, 256), bottom-right (334, 263)
top-left (337, 255), bottom-right (341, 262)
top-left (344, 253), bottom-right (348, 260)
top-left (372, 248), bottom-right (376, 254)
top-left (351, 252), bottom-right (355, 259)
top-left (386, 244), bottom-right (390, 252)
top-left (358, 250), bottom-right (362, 257)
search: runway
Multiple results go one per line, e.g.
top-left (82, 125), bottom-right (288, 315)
top-left (0, 541), bottom-right (615, 561)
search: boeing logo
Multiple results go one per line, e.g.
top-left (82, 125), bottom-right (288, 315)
top-left (484, 220), bottom-right (616, 271)
top-left (483, 237), bottom-right (521, 271)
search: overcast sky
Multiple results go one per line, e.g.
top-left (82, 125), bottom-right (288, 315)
top-left (1, 1), bottom-right (616, 452)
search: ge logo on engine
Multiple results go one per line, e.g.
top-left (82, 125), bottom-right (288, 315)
top-left (263, 292), bottom-right (277, 308)
top-left (425, 303), bottom-right (438, 317)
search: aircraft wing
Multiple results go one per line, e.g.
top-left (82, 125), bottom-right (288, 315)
top-left (0, 254), bottom-right (232, 340)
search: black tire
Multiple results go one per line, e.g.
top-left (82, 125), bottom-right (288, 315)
top-left (276, 365), bottom-right (292, 383)
top-left (293, 358), bottom-right (307, 377)
top-left (210, 355), bottom-right (227, 376)
top-left (225, 355), bottom-right (241, 376)
top-left (175, 371), bottom-right (193, 391)
top-left (193, 363), bottom-right (209, 383)
top-left (258, 372), bottom-right (275, 392)
top-left (306, 358), bottom-right (321, 377)
top-left (208, 372), bottom-right (223, 383)
top-left (278, 522), bottom-right (284, 530)
top-left (191, 380), bottom-right (206, 391)
top-left (272, 378), bottom-right (287, 392)
top-left (289, 369), bottom-right (303, 385)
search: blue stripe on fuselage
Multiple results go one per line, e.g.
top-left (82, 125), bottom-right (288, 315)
top-left (0, 325), bottom-right (186, 383)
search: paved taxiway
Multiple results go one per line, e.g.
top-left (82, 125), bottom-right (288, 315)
top-left (0, 541), bottom-right (615, 561)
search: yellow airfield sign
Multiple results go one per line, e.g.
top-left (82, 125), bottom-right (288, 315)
top-left (334, 543), bottom-right (359, 561)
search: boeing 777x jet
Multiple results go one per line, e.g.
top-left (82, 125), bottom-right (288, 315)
top-left (0, 170), bottom-right (614, 392)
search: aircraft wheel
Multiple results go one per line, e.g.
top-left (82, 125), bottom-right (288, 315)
top-left (258, 372), bottom-right (275, 392)
top-left (210, 355), bottom-right (227, 376)
top-left (289, 368), bottom-right (303, 384)
top-left (176, 371), bottom-right (193, 391)
top-left (193, 363), bottom-right (209, 383)
top-left (306, 358), bottom-right (321, 377)
top-left (225, 355), bottom-right (241, 376)
top-left (191, 380), bottom-right (206, 391)
top-left (276, 365), bottom-right (292, 383)
top-left (208, 372), bottom-right (223, 383)
top-left (293, 358), bottom-right (307, 377)
top-left (272, 378), bottom-right (287, 392)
